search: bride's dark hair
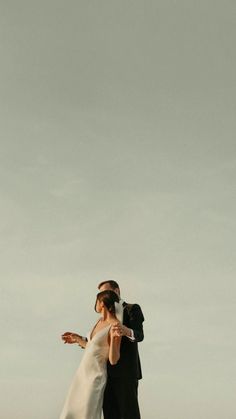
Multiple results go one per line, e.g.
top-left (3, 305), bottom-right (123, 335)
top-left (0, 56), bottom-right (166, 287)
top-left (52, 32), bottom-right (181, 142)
top-left (95, 290), bottom-right (119, 314)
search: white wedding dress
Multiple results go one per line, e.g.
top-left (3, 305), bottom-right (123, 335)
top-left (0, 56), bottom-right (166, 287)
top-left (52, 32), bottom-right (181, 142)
top-left (60, 324), bottom-right (111, 419)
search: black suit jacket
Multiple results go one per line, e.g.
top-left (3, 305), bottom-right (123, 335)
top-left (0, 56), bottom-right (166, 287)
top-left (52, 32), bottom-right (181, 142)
top-left (107, 302), bottom-right (144, 380)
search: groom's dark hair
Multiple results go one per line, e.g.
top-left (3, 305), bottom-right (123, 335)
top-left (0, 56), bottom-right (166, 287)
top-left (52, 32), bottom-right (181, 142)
top-left (98, 280), bottom-right (120, 291)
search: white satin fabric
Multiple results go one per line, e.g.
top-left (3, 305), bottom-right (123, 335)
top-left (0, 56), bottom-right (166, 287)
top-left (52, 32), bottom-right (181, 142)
top-left (60, 324), bottom-right (111, 419)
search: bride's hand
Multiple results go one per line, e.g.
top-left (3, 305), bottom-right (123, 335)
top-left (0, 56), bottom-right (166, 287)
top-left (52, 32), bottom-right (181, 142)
top-left (111, 323), bottom-right (132, 338)
top-left (110, 322), bottom-right (122, 338)
top-left (61, 332), bottom-right (81, 344)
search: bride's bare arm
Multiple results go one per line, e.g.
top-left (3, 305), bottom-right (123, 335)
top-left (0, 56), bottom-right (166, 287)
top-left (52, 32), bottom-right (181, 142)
top-left (61, 332), bottom-right (87, 349)
top-left (108, 324), bottom-right (121, 365)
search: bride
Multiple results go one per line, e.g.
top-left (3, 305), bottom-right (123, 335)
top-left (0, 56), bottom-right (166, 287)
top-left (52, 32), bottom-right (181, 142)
top-left (59, 290), bottom-right (121, 419)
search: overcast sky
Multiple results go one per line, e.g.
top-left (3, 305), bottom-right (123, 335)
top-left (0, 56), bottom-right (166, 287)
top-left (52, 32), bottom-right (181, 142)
top-left (0, 1), bottom-right (235, 418)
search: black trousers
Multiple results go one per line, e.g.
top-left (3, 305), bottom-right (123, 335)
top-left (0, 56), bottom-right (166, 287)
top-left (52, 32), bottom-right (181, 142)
top-left (103, 376), bottom-right (141, 419)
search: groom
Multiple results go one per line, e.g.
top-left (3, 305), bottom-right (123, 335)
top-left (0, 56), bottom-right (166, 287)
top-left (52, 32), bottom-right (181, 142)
top-left (98, 280), bottom-right (144, 419)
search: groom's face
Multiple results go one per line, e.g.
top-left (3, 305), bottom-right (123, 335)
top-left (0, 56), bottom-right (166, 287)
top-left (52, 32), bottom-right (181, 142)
top-left (99, 283), bottom-right (120, 297)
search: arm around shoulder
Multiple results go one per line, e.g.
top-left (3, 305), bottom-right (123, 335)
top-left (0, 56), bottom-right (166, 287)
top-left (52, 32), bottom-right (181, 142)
top-left (127, 303), bottom-right (145, 342)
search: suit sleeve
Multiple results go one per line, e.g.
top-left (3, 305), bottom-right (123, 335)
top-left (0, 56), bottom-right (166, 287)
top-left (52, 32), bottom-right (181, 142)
top-left (127, 304), bottom-right (145, 342)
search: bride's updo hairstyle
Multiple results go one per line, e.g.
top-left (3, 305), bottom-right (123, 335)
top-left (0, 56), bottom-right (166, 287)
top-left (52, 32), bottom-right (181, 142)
top-left (95, 290), bottom-right (119, 314)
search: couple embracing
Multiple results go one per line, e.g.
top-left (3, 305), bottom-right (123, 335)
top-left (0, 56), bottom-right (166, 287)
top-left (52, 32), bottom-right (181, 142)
top-left (59, 280), bottom-right (145, 419)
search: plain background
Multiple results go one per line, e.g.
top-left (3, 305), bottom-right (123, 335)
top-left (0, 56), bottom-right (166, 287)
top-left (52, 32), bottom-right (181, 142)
top-left (0, 1), bottom-right (235, 418)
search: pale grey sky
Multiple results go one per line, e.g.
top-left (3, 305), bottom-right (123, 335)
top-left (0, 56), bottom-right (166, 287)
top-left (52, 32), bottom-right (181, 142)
top-left (0, 1), bottom-right (235, 418)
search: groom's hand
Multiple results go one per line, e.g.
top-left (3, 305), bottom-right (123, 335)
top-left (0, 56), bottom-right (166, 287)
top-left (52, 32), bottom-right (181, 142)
top-left (112, 323), bottom-right (132, 338)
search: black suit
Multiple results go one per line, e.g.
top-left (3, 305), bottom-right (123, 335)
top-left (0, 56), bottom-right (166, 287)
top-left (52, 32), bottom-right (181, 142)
top-left (103, 302), bottom-right (144, 419)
